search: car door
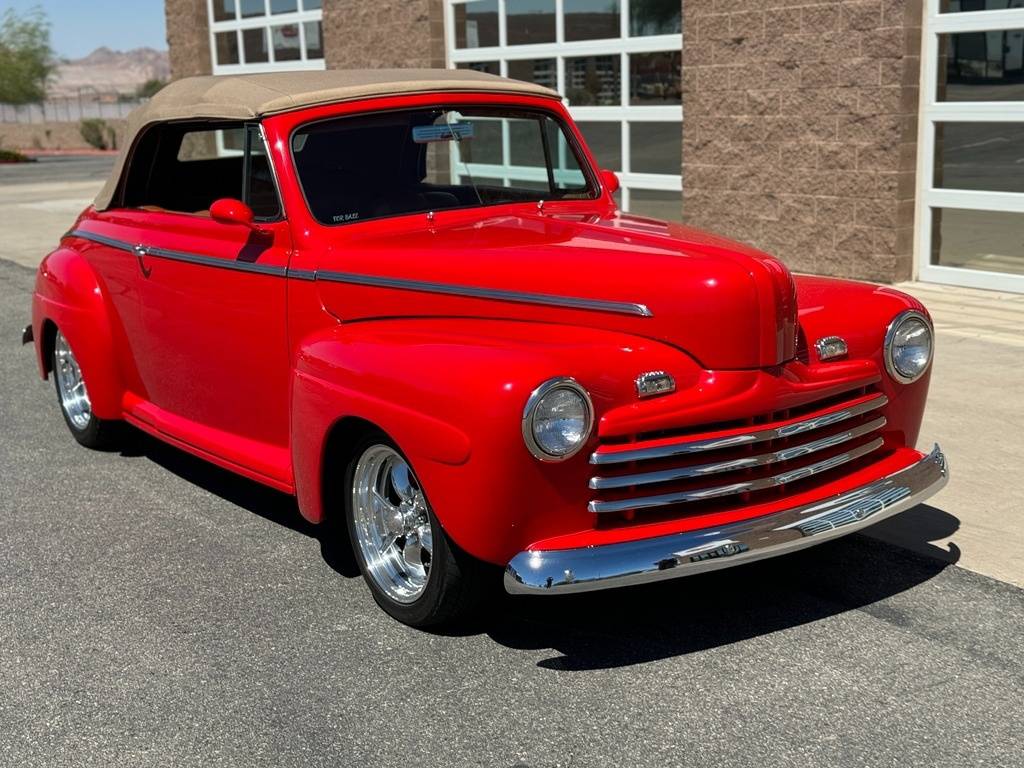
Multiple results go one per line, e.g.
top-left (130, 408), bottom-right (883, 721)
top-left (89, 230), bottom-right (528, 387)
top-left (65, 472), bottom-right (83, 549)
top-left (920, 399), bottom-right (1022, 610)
top-left (114, 122), bottom-right (294, 486)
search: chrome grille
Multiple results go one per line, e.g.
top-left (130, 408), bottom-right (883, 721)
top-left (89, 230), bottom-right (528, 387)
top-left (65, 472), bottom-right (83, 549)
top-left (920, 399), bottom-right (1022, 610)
top-left (588, 392), bottom-right (889, 516)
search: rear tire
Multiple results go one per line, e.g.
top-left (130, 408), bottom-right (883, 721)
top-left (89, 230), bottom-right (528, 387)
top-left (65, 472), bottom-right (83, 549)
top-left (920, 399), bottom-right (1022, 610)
top-left (51, 328), bottom-right (120, 450)
top-left (344, 432), bottom-right (486, 628)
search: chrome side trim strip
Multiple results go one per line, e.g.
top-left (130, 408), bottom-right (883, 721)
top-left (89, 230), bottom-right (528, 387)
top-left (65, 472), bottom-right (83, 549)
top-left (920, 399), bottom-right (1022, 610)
top-left (589, 415), bottom-right (887, 490)
top-left (314, 270), bottom-right (654, 317)
top-left (66, 229), bottom-right (654, 317)
top-left (67, 229), bottom-right (290, 278)
top-left (587, 437), bottom-right (884, 514)
top-left (505, 444), bottom-right (949, 595)
top-left (590, 393), bottom-right (889, 465)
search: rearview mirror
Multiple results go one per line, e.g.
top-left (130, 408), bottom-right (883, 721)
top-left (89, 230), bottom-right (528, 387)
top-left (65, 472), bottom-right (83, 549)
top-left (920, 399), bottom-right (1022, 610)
top-left (600, 169), bottom-right (620, 195)
top-left (210, 198), bottom-right (256, 228)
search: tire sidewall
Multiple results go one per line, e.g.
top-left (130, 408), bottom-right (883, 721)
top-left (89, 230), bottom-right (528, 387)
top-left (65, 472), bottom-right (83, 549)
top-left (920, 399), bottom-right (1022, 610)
top-left (52, 339), bottom-right (100, 445)
top-left (343, 434), bottom-right (453, 627)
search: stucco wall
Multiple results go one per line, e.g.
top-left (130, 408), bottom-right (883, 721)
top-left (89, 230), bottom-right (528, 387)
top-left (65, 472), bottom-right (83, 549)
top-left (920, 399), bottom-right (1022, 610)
top-left (681, 0), bottom-right (923, 283)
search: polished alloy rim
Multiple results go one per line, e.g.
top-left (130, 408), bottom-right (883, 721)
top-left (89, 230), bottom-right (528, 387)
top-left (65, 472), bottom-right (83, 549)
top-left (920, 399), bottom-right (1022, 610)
top-left (54, 330), bottom-right (92, 431)
top-left (351, 445), bottom-right (433, 604)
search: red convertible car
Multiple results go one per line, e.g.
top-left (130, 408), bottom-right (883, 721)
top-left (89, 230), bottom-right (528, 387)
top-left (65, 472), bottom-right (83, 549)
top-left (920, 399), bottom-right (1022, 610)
top-left (26, 70), bottom-right (948, 627)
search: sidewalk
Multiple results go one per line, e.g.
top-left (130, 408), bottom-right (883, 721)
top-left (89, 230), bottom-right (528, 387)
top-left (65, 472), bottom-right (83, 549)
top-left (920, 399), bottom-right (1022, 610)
top-left (867, 281), bottom-right (1024, 587)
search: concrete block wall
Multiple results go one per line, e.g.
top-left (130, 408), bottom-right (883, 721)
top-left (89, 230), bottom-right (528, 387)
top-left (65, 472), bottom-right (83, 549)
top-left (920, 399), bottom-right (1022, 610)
top-left (165, 0), bottom-right (213, 80)
top-left (680, 0), bottom-right (923, 282)
top-left (0, 121), bottom-right (128, 151)
top-left (324, 0), bottom-right (445, 69)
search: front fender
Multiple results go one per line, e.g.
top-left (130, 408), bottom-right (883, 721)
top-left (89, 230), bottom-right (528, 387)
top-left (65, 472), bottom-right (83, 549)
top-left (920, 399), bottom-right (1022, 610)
top-left (31, 247), bottom-right (124, 419)
top-left (795, 275), bottom-right (932, 448)
top-left (289, 318), bottom-right (688, 564)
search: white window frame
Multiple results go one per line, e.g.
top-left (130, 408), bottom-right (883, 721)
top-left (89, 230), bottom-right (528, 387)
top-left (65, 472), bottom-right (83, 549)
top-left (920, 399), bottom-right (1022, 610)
top-left (443, 0), bottom-right (682, 214)
top-left (917, 0), bottom-right (1024, 292)
top-left (208, 0), bottom-right (326, 75)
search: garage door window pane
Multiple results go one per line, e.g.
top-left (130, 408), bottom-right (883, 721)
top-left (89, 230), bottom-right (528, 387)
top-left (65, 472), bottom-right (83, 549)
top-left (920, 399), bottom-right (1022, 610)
top-left (630, 122), bottom-right (681, 174)
top-left (272, 24), bottom-right (301, 61)
top-left (630, 0), bottom-right (681, 36)
top-left (212, 0), bottom-right (236, 22)
top-left (934, 122), bottom-right (1024, 193)
top-left (454, 0), bottom-right (499, 49)
top-left (507, 58), bottom-right (557, 90)
top-left (271, 0), bottom-right (297, 12)
top-left (215, 31), bottom-right (240, 65)
top-left (940, 1), bottom-right (1024, 11)
top-left (630, 189), bottom-right (681, 221)
top-left (507, 0), bottom-right (556, 45)
top-left (577, 121), bottom-right (621, 171)
top-left (457, 60), bottom-right (500, 75)
top-left (565, 0), bottom-right (620, 41)
top-left (304, 21), bottom-right (323, 58)
top-left (932, 208), bottom-right (1024, 275)
top-left (302, 0), bottom-right (321, 8)
top-left (240, 0), bottom-right (265, 18)
top-left (243, 27), bottom-right (269, 63)
top-left (630, 51), bottom-right (681, 105)
top-left (566, 55), bottom-right (621, 105)
top-left (939, 30), bottom-right (1024, 100)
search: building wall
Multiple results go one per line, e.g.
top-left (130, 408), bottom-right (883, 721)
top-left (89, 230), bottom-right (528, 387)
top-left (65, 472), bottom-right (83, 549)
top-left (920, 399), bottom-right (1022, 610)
top-left (0, 120), bottom-right (128, 151)
top-left (323, 0), bottom-right (445, 70)
top-left (681, 1), bottom-right (923, 283)
top-left (166, 0), bottom-right (213, 79)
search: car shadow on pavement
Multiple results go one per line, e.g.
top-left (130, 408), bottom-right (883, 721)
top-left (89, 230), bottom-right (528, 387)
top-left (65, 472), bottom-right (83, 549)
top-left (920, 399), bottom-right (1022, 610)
top-left (123, 428), bottom-right (961, 670)
top-left (481, 510), bottom-right (961, 670)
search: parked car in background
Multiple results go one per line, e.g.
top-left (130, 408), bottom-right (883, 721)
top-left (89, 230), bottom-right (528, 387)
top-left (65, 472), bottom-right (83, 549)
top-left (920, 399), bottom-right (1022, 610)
top-left (26, 70), bottom-right (948, 627)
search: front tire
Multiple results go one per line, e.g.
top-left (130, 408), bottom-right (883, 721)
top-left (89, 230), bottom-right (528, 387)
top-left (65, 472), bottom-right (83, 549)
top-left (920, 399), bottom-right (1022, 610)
top-left (52, 329), bottom-right (120, 449)
top-left (344, 435), bottom-right (485, 628)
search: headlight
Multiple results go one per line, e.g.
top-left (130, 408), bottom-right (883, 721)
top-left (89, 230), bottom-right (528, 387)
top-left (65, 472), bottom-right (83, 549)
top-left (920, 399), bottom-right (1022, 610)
top-left (884, 310), bottom-right (933, 383)
top-left (522, 377), bottom-right (593, 461)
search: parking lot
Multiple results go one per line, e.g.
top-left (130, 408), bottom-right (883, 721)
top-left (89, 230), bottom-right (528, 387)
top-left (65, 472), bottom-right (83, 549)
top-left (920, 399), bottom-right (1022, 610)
top-left (1, 158), bottom-right (1023, 767)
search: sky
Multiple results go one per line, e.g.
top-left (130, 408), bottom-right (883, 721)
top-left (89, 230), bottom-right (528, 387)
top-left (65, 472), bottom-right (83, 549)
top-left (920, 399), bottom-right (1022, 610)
top-left (1, 0), bottom-right (167, 59)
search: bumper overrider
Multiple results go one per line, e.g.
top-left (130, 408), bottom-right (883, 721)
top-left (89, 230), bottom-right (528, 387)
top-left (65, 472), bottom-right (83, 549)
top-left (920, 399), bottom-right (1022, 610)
top-left (505, 444), bottom-right (949, 595)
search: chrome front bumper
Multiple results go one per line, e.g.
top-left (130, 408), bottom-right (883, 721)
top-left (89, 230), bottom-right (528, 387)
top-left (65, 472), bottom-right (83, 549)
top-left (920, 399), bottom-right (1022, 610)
top-left (504, 444), bottom-right (949, 595)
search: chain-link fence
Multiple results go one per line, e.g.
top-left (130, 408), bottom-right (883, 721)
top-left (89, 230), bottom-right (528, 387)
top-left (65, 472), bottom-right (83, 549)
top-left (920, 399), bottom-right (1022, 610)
top-left (0, 93), bottom-right (145, 123)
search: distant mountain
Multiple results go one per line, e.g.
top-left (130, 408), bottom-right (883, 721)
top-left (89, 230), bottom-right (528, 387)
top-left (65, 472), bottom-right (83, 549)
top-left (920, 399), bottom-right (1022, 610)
top-left (49, 47), bottom-right (171, 98)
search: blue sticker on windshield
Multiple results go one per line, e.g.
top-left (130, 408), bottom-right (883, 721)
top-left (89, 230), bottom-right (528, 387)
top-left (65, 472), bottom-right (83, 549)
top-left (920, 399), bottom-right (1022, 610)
top-left (412, 122), bottom-right (475, 143)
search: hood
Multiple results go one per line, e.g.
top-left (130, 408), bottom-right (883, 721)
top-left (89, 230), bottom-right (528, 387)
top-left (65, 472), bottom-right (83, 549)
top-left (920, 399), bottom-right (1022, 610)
top-left (314, 208), bottom-right (798, 370)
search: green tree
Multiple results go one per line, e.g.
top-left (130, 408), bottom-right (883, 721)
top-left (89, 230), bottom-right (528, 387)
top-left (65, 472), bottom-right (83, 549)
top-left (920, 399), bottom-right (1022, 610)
top-left (136, 78), bottom-right (166, 99)
top-left (0, 6), bottom-right (53, 104)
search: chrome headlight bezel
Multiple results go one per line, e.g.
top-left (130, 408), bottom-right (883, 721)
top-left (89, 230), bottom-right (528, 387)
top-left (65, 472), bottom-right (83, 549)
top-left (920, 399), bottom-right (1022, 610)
top-left (884, 309), bottom-right (934, 384)
top-left (522, 377), bottom-right (594, 462)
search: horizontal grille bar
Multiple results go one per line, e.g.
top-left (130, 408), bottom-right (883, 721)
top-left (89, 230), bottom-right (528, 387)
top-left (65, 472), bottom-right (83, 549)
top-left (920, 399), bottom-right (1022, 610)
top-left (589, 415), bottom-right (887, 490)
top-left (590, 393), bottom-right (888, 466)
top-left (587, 437), bottom-right (884, 514)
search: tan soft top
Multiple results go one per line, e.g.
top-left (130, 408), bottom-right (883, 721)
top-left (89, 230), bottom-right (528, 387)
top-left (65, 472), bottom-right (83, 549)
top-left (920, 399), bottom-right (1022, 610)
top-left (95, 69), bottom-right (560, 210)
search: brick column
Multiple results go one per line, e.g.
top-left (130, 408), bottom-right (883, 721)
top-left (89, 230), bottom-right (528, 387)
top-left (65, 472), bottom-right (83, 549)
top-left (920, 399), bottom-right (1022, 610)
top-left (324, 0), bottom-right (445, 69)
top-left (681, 1), bottom-right (923, 283)
top-left (165, 0), bottom-right (213, 79)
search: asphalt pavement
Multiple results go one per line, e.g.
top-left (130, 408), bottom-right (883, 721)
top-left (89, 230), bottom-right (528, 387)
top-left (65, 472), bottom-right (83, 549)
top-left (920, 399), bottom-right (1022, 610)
top-left (1, 258), bottom-right (1023, 766)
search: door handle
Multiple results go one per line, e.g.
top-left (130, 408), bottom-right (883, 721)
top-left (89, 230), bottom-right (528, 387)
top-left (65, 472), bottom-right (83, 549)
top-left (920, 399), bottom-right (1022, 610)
top-left (133, 244), bottom-right (151, 277)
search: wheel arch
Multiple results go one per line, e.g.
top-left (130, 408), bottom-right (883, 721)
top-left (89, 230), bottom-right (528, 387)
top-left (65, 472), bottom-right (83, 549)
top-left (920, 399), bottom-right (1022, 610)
top-left (31, 247), bottom-right (126, 419)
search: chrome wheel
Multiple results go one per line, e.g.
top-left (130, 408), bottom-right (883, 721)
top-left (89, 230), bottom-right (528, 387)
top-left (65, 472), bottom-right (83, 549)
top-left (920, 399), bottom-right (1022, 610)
top-left (351, 445), bottom-right (434, 604)
top-left (54, 330), bottom-right (91, 431)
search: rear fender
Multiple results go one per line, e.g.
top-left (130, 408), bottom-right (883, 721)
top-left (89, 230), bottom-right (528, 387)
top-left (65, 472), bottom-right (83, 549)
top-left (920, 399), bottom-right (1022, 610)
top-left (32, 247), bottom-right (124, 419)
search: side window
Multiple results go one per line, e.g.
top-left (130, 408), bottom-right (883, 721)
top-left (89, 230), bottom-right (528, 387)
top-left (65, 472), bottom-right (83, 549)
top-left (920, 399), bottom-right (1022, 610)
top-left (121, 122), bottom-right (281, 220)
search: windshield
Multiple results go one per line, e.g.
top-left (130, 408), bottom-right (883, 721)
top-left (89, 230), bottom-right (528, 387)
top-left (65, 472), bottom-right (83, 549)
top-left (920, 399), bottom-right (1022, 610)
top-left (291, 106), bottom-right (596, 226)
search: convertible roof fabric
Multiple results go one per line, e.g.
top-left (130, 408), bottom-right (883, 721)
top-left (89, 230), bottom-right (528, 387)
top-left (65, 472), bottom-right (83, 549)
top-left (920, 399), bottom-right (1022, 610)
top-left (94, 69), bottom-right (560, 210)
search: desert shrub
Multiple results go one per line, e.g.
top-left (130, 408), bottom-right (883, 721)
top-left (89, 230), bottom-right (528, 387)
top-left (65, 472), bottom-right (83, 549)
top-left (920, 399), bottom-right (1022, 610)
top-left (0, 147), bottom-right (32, 162)
top-left (79, 118), bottom-right (109, 150)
